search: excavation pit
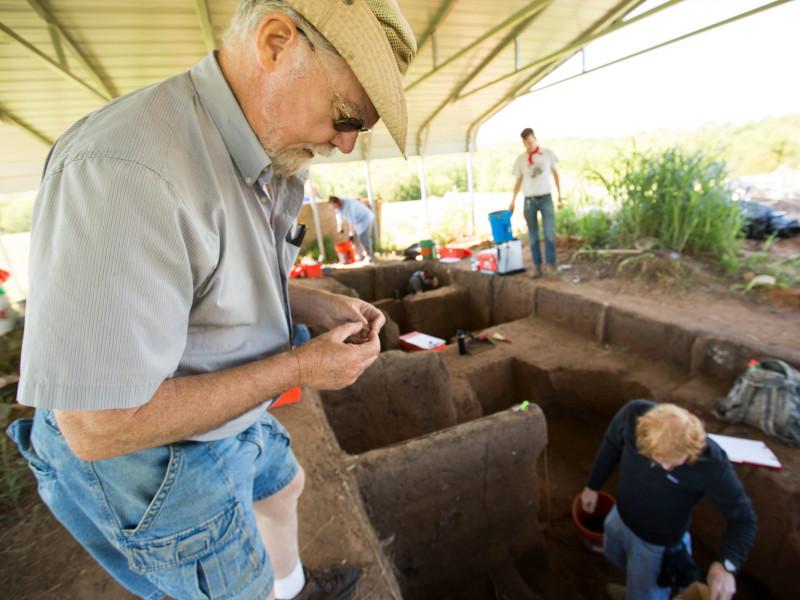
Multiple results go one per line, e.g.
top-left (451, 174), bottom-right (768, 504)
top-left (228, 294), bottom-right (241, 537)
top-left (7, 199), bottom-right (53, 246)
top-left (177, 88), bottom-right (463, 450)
top-left (320, 347), bottom-right (661, 597)
top-left (316, 262), bottom-right (798, 599)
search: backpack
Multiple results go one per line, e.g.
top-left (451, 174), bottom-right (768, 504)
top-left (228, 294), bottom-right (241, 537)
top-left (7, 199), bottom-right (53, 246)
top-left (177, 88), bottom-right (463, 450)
top-left (714, 358), bottom-right (800, 448)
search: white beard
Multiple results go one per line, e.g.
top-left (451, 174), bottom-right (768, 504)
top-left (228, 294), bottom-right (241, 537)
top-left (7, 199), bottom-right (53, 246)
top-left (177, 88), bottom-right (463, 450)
top-left (265, 142), bottom-right (334, 177)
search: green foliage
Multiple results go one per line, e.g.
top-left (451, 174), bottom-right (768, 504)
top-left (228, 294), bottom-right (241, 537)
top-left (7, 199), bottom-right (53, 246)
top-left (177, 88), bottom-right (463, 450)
top-left (298, 235), bottom-right (339, 264)
top-left (557, 205), bottom-right (612, 248)
top-left (473, 145), bottom-right (519, 193)
top-left (308, 115), bottom-right (799, 206)
top-left (0, 432), bottom-right (33, 516)
top-left (592, 147), bottom-right (742, 260)
top-left (430, 208), bottom-right (470, 247)
top-left (734, 251), bottom-right (800, 289)
top-left (312, 154), bottom-right (468, 202)
top-left (0, 192), bottom-right (36, 233)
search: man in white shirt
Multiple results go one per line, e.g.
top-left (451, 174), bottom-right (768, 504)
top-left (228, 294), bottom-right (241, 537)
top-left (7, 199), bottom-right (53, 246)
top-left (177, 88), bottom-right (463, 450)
top-left (509, 127), bottom-right (561, 276)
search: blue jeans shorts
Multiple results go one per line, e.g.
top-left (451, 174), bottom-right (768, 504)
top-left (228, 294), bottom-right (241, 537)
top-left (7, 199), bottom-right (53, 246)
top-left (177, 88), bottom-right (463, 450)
top-left (7, 409), bottom-right (299, 600)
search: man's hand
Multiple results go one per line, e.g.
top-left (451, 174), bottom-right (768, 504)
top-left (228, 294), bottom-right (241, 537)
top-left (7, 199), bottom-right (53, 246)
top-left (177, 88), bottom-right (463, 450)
top-left (319, 294), bottom-right (385, 342)
top-left (580, 487), bottom-right (598, 513)
top-left (707, 561), bottom-right (736, 600)
top-left (290, 285), bottom-right (386, 341)
top-left (294, 321), bottom-right (380, 390)
top-left (509, 201), bottom-right (516, 213)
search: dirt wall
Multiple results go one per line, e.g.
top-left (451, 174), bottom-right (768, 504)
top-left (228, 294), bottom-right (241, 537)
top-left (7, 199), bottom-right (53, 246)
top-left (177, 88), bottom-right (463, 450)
top-left (403, 285), bottom-right (472, 340)
top-left (320, 350), bottom-right (457, 454)
top-left (355, 408), bottom-right (548, 598)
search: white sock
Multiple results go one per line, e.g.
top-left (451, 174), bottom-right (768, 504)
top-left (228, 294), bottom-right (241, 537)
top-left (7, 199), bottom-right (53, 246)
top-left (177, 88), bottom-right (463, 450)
top-left (274, 560), bottom-right (305, 600)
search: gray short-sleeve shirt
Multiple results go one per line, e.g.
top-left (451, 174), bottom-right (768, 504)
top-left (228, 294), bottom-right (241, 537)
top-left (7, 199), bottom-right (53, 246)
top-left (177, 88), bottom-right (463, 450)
top-left (18, 53), bottom-right (304, 441)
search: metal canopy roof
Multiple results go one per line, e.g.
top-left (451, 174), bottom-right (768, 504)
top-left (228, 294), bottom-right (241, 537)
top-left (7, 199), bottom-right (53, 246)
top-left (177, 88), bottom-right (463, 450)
top-left (0, 0), bottom-right (652, 193)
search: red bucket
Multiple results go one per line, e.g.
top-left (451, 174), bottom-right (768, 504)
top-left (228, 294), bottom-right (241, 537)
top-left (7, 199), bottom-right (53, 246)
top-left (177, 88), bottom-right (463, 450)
top-left (571, 491), bottom-right (615, 553)
top-left (304, 262), bottom-right (323, 278)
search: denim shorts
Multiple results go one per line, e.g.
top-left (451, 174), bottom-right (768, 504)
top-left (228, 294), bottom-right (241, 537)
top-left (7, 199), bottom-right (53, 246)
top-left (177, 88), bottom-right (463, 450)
top-left (7, 408), bottom-right (299, 600)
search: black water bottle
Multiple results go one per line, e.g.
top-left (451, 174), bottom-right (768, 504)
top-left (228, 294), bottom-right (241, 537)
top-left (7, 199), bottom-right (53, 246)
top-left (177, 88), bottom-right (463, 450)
top-left (456, 330), bottom-right (467, 355)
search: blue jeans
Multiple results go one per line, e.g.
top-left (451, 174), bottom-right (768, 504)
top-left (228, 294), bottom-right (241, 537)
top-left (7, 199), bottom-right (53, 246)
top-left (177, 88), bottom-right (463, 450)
top-left (523, 194), bottom-right (556, 267)
top-left (603, 505), bottom-right (692, 600)
top-left (7, 409), bottom-right (298, 599)
top-left (355, 229), bottom-right (373, 259)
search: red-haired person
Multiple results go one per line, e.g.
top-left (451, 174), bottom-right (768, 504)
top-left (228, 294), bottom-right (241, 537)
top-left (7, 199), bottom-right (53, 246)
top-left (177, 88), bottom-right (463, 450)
top-left (581, 400), bottom-right (756, 600)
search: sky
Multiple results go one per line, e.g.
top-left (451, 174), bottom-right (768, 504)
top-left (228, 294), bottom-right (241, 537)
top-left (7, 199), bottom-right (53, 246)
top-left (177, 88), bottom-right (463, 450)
top-left (478, 0), bottom-right (800, 146)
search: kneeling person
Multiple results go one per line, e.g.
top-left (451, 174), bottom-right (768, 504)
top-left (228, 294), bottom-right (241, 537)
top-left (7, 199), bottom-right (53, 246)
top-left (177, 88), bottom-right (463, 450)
top-left (581, 400), bottom-right (756, 600)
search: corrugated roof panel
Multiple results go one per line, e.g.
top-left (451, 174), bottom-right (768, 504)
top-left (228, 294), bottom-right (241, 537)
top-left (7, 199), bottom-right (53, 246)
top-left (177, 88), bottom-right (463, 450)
top-left (0, 0), bottom-right (647, 191)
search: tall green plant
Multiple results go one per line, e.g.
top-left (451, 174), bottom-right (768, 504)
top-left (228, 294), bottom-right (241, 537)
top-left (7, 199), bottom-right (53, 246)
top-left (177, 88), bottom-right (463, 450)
top-left (592, 148), bottom-right (742, 260)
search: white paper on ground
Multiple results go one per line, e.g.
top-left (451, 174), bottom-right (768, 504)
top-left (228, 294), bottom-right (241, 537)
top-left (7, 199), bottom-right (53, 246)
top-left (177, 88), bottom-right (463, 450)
top-left (708, 433), bottom-right (783, 469)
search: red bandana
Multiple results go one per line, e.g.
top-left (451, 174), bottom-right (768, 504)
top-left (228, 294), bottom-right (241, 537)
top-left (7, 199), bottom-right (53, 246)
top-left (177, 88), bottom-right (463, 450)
top-left (527, 146), bottom-right (541, 165)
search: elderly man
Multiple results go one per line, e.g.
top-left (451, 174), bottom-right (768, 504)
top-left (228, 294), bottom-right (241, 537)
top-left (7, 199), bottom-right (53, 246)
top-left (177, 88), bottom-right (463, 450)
top-left (508, 127), bottom-right (561, 277)
top-left (7, 1), bottom-right (415, 599)
top-left (581, 401), bottom-right (757, 600)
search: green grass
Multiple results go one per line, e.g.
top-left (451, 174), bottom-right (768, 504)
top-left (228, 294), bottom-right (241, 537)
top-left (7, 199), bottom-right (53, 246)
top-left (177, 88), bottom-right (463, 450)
top-left (0, 432), bottom-right (33, 517)
top-left (734, 252), bottom-right (800, 289)
top-left (591, 147), bottom-right (742, 260)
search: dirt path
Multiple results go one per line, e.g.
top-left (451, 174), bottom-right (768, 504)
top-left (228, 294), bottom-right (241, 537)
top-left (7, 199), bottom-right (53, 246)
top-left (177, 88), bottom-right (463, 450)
top-left (512, 246), bottom-right (800, 357)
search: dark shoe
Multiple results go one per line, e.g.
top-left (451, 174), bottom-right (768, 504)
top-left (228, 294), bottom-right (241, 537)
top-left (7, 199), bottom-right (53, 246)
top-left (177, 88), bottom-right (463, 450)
top-left (293, 565), bottom-right (359, 600)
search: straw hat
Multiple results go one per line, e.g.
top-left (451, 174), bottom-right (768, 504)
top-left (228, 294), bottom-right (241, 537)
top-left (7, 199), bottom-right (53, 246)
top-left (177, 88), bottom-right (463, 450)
top-left (286, 0), bottom-right (416, 156)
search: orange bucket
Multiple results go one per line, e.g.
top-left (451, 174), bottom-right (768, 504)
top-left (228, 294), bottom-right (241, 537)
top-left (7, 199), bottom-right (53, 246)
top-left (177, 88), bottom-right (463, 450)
top-left (335, 241), bottom-right (357, 264)
top-left (571, 491), bottom-right (615, 553)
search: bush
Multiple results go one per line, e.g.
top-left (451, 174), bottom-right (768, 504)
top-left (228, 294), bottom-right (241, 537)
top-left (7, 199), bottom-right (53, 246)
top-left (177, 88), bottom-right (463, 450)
top-left (557, 205), bottom-right (612, 248)
top-left (556, 198), bottom-right (613, 248)
top-left (593, 148), bottom-right (742, 260)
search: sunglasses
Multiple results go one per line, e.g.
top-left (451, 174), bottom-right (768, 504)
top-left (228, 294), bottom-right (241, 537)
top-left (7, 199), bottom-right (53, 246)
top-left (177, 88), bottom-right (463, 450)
top-left (330, 91), bottom-right (369, 133)
top-left (296, 27), bottom-right (369, 134)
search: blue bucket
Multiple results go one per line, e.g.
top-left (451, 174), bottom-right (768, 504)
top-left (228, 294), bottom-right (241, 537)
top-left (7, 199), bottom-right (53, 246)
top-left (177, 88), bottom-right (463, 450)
top-left (488, 210), bottom-right (513, 243)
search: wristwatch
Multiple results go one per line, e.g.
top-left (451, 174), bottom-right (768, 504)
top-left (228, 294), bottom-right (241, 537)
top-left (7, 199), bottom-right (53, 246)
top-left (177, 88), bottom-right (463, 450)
top-left (722, 559), bottom-right (737, 574)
